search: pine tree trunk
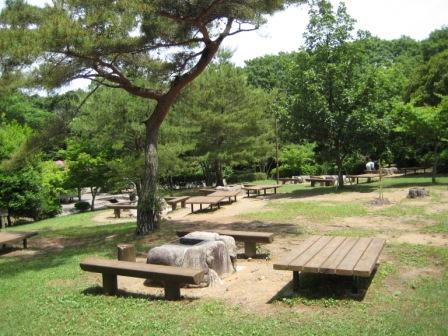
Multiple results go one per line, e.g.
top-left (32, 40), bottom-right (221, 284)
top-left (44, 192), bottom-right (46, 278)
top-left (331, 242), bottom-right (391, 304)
top-left (337, 159), bottom-right (344, 188)
top-left (215, 160), bottom-right (224, 186)
top-left (432, 142), bottom-right (439, 184)
top-left (137, 123), bottom-right (160, 235)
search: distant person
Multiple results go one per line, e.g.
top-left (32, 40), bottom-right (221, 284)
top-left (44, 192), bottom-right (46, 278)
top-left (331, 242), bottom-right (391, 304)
top-left (366, 159), bottom-right (375, 172)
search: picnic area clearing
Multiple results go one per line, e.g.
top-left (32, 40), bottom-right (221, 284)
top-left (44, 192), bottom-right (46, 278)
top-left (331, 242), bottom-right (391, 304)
top-left (1, 176), bottom-right (447, 335)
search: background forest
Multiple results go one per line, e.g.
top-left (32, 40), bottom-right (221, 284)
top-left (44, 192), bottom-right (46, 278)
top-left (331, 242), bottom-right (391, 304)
top-left (1, 4), bottom-right (447, 221)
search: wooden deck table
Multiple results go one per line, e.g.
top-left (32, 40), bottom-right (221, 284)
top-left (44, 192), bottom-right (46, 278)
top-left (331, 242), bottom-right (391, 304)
top-left (274, 235), bottom-right (385, 293)
top-left (242, 185), bottom-right (279, 197)
top-left (207, 190), bottom-right (240, 203)
top-left (185, 196), bottom-right (227, 213)
top-left (0, 231), bottom-right (38, 250)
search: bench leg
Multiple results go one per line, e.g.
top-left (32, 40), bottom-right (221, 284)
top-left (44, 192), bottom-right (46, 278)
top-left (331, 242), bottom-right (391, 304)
top-left (244, 242), bottom-right (257, 258)
top-left (293, 271), bottom-right (300, 292)
top-left (172, 203), bottom-right (177, 211)
top-left (164, 283), bottom-right (181, 300)
top-left (191, 204), bottom-right (194, 213)
top-left (23, 239), bottom-right (27, 249)
top-left (114, 209), bottom-right (120, 218)
top-left (102, 273), bottom-right (118, 295)
top-left (181, 201), bottom-right (186, 208)
top-left (352, 275), bottom-right (360, 294)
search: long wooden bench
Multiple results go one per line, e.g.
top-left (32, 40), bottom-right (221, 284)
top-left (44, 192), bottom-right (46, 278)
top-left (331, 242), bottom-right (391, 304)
top-left (177, 229), bottom-right (274, 258)
top-left (164, 196), bottom-right (190, 210)
top-left (0, 231), bottom-right (38, 249)
top-left (107, 204), bottom-right (137, 218)
top-left (185, 196), bottom-right (227, 213)
top-left (80, 257), bottom-right (204, 300)
top-left (207, 190), bottom-right (240, 203)
top-left (279, 177), bottom-right (302, 185)
top-left (242, 185), bottom-right (279, 197)
top-left (305, 177), bottom-right (336, 187)
top-left (274, 235), bottom-right (385, 293)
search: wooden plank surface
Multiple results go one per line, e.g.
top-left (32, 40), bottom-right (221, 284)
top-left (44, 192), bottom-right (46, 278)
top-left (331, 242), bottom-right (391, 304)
top-left (353, 238), bottom-right (385, 276)
top-left (208, 191), bottom-right (240, 197)
top-left (273, 236), bottom-right (320, 270)
top-left (0, 232), bottom-right (38, 245)
top-left (288, 236), bottom-right (333, 271)
top-left (273, 235), bottom-right (385, 277)
top-left (335, 238), bottom-right (372, 275)
top-left (80, 257), bottom-right (204, 284)
top-left (177, 229), bottom-right (275, 243)
top-left (319, 237), bottom-right (359, 274)
top-left (185, 196), bottom-right (226, 205)
top-left (302, 236), bottom-right (346, 272)
top-left (107, 204), bottom-right (137, 209)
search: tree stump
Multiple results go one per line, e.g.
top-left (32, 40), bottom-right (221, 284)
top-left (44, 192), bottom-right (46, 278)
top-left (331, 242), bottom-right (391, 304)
top-left (407, 188), bottom-right (429, 199)
top-left (117, 244), bottom-right (136, 262)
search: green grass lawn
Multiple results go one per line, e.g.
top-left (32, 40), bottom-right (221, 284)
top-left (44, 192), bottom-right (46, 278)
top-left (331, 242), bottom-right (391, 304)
top-left (1, 176), bottom-right (448, 335)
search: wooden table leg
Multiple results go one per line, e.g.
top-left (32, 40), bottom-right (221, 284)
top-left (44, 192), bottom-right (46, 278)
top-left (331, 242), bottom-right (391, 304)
top-left (293, 271), bottom-right (300, 291)
top-left (164, 282), bottom-right (181, 300)
top-left (244, 242), bottom-right (257, 258)
top-left (102, 273), bottom-right (118, 295)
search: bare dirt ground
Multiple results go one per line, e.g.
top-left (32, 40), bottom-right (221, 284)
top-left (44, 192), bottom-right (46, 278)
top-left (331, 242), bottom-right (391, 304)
top-left (11, 184), bottom-right (448, 314)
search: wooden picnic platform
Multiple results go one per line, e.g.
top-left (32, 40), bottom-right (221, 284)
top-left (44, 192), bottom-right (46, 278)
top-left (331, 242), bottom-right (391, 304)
top-left (274, 235), bottom-right (385, 292)
top-left (346, 173), bottom-right (382, 184)
top-left (176, 229), bottom-right (274, 257)
top-left (0, 231), bottom-right (38, 249)
top-left (208, 190), bottom-right (240, 202)
top-left (185, 196), bottom-right (227, 213)
top-left (400, 167), bottom-right (430, 175)
top-left (305, 177), bottom-right (336, 187)
top-left (242, 185), bottom-right (279, 197)
top-left (279, 177), bottom-right (302, 185)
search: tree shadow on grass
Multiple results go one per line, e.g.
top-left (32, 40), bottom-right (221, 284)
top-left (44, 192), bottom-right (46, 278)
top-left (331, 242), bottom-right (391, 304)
top-left (82, 286), bottom-right (200, 302)
top-left (268, 271), bottom-right (377, 304)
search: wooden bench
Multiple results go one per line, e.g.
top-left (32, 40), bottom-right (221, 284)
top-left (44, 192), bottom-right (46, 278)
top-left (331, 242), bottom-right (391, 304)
top-left (185, 196), bottom-right (227, 213)
top-left (177, 229), bottom-right (274, 258)
top-left (305, 177), bottom-right (336, 187)
top-left (207, 190), bottom-right (240, 203)
top-left (80, 257), bottom-right (204, 300)
top-left (400, 167), bottom-right (430, 175)
top-left (0, 232), bottom-right (38, 249)
top-left (164, 196), bottom-right (190, 210)
top-left (279, 177), bottom-right (302, 185)
top-left (107, 204), bottom-right (137, 218)
top-left (274, 235), bottom-right (385, 293)
top-left (242, 185), bottom-right (279, 197)
top-left (346, 174), bottom-right (381, 184)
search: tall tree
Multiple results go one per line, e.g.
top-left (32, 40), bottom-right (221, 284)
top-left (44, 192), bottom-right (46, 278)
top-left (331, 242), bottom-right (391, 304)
top-left (289, 0), bottom-right (386, 186)
top-left (173, 60), bottom-right (273, 186)
top-left (0, 0), bottom-right (305, 234)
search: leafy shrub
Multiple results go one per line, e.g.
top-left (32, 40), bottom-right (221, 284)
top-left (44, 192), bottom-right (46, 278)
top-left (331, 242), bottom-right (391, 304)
top-left (74, 201), bottom-right (91, 211)
top-left (227, 172), bottom-right (267, 183)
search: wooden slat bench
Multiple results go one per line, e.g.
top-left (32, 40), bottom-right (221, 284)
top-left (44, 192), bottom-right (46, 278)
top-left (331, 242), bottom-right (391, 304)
top-left (80, 257), bottom-right (204, 300)
top-left (305, 177), bottom-right (336, 187)
top-left (279, 177), bottom-right (302, 185)
top-left (273, 235), bottom-right (385, 293)
top-left (0, 231), bottom-right (38, 249)
top-left (107, 204), bottom-right (137, 218)
top-left (346, 174), bottom-right (382, 184)
top-left (177, 229), bottom-right (275, 258)
top-left (164, 196), bottom-right (190, 210)
top-left (400, 167), bottom-right (430, 175)
top-left (185, 196), bottom-right (227, 213)
top-left (242, 185), bottom-right (280, 197)
top-left (207, 190), bottom-right (240, 203)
